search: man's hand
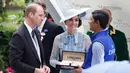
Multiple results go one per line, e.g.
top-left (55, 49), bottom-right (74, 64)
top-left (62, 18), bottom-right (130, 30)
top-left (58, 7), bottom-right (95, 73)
top-left (43, 65), bottom-right (50, 73)
top-left (34, 68), bottom-right (45, 73)
top-left (72, 67), bottom-right (82, 73)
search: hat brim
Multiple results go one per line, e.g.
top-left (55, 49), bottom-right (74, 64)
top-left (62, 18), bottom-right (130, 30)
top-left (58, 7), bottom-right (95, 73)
top-left (60, 8), bottom-right (90, 23)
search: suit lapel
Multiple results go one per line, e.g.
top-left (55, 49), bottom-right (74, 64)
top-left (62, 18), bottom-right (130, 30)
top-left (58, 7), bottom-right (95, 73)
top-left (23, 24), bottom-right (40, 62)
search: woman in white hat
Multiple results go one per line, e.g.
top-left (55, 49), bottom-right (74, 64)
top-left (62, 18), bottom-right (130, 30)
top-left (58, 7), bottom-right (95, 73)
top-left (50, 9), bottom-right (91, 73)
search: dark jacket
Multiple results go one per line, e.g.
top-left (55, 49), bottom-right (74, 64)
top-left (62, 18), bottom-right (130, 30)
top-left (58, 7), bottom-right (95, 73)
top-left (109, 25), bottom-right (129, 61)
top-left (41, 20), bottom-right (64, 73)
top-left (9, 24), bottom-right (45, 73)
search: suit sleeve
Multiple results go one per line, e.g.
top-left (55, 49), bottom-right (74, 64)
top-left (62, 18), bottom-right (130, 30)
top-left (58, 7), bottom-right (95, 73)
top-left (117, 32), bottom-right (129, 60)
top-left (50, 35), bottom-right (61, 68)
top-left (122, 33), bottom-right (129, 60)
top-left (9, 34), bottom-right (35, 73)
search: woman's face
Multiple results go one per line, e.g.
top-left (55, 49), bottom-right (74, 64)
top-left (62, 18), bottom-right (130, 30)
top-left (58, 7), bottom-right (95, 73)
top-left (65, 16), bottom-right (79, 29)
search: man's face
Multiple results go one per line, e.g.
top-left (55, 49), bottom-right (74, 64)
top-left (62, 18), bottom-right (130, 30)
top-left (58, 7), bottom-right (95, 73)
top-left (31, 6), bottom-right (45, 26)
top-left (88, 16), bottom-right (97, 32)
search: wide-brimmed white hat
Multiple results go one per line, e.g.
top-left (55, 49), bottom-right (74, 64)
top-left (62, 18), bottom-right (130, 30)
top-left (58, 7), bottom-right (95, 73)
top-left (82, 61), bottom-right (130, 73)
top-left (50, 0), bottom-right (90, 23)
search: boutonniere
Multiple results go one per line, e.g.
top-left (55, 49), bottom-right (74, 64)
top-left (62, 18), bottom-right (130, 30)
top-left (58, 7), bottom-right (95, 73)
top-left (40, 29), bottom-right (48, 41)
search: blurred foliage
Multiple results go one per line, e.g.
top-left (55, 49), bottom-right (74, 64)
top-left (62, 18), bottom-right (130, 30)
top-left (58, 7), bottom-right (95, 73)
top-left (7, 10), bottom-right (24, 25)
top-left (25, 0), bottom-right (34, 3)
top-left (0, 10), bottom-right (24, 25)
top-left (0, 8), bottom-right (7, 21)
top-left (0, 24), bottom-right (17, 72)
top-left (0, 0), bottom-right (26, 22)
top-left (0, 0), bottom-right (8, 21)
top-left (12, 0), bottom-right (26, 8)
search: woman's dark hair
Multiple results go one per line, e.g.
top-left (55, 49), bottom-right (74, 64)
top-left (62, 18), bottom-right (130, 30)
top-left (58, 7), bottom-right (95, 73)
top-left (78, 19), bottom-right (82, 27)
top-left (92, 10), bottom-right (109, 29)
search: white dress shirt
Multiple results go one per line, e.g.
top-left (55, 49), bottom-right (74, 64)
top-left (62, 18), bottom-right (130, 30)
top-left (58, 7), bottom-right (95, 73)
top-left (24, 21), bottom-right (42, 63)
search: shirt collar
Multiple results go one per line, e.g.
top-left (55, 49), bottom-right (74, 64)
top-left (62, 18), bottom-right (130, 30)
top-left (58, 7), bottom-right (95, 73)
top-left (24, 21), bottom-right (33, 35)
top-left (66, 31), bottom-right (78, 44)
